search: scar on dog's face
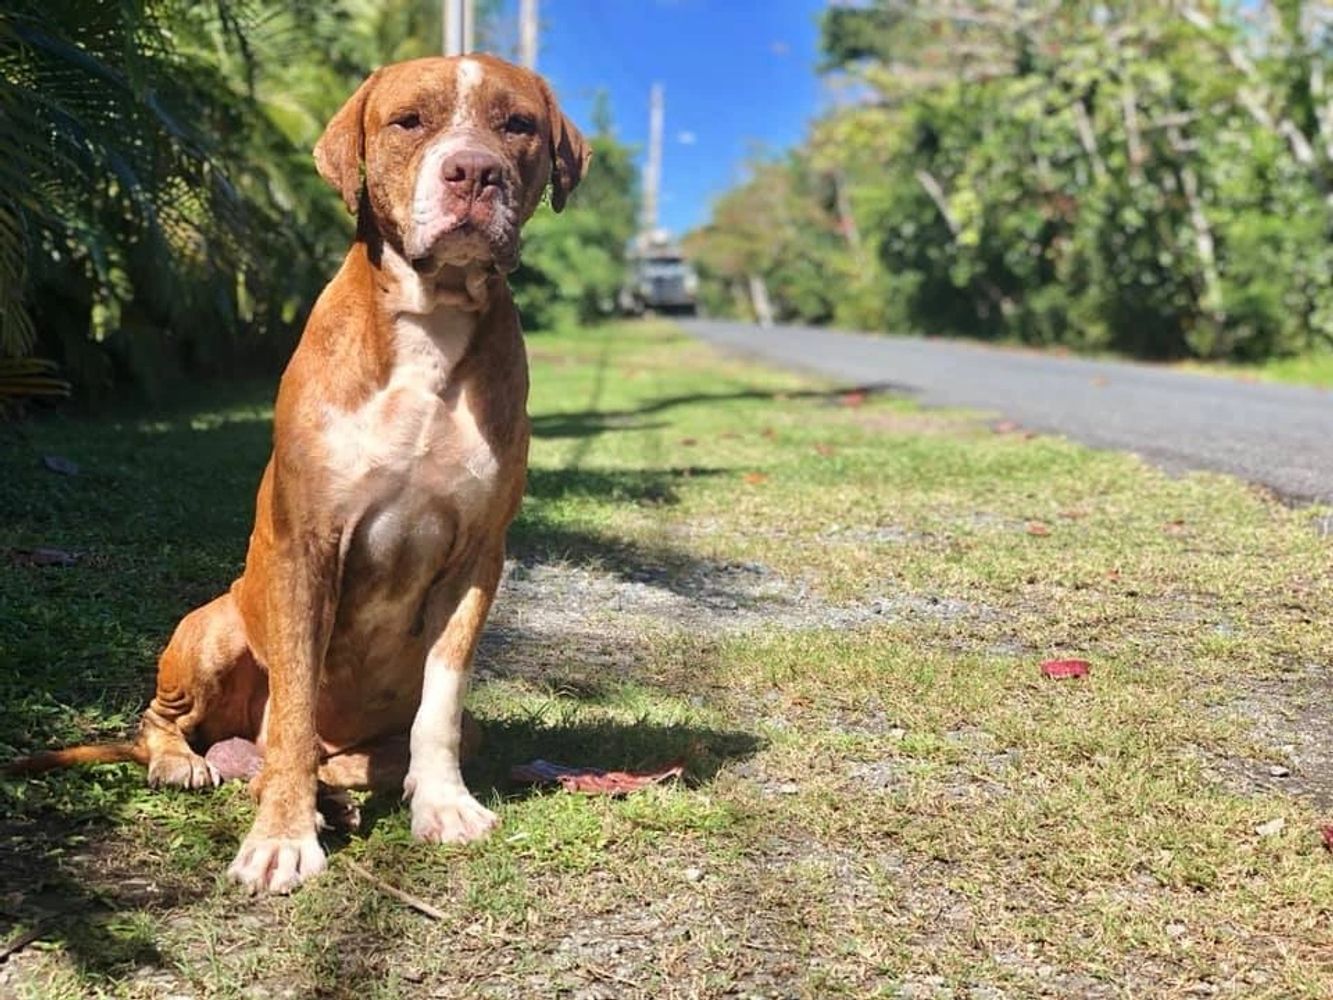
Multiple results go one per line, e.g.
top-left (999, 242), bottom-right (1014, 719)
top-left (314, 54), bottom-right (591, 273)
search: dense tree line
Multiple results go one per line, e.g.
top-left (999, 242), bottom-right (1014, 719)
top-left (688, 2), bottom-right (1333, 362)
top-left (0, 0), bottom-right (636, 404)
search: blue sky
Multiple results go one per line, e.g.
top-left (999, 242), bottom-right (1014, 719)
top-left (492, 0), bottom-right (830, 236)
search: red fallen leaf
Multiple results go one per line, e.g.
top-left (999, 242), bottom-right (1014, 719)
top-left (510, 758), bottom-right (685, 796)
top-left (1105, 568), bottom-right (1121, 581)
top-left (1321, 825), bottom-right (1333, 852)
top-left (1026, 521), bottom-right (1051, 537)
top-left (743, 471), bottom-right (769, 486)
top-left (814, 443), bottom-right (836, 457)
top-left (1041, 658), bottom-right (1091, 680)
top-left (1058, 509), bottom-right (1088, 520)
top-left (1163, 519), bottom-right (1187, 535)
top-left (838, 390), bottom-right (866, 408)
top-left (679, 437), bottom-right (698, 447)
top-left (760, 427), bottom-right (777, 440)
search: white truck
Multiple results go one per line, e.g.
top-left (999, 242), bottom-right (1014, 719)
top-left (619, 234), bottom-right (699, 316)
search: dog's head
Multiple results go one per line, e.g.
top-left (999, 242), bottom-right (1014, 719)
top-left (315, 55), bottom-right (591, 275)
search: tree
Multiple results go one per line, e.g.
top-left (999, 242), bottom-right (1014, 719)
top-left (690, 0), bottom-right (1333, 361)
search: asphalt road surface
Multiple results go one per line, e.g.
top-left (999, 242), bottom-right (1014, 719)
top-left (678, 319), bottom-right (1333, 504)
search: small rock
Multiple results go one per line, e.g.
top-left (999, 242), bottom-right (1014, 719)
top-left (683, 866), bottom-right (703, 883)
top-left (1166, 922), bottom-right (1187, 938)
top-left (1255, 817), bottom-right (1285, 837)
top-left (776, 782), bottom-right (800, 795)
top-left (1267, 764), bottom-right (1291, 778)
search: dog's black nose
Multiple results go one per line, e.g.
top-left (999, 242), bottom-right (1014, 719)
top-left (441, 150), bottom-right (503, 192)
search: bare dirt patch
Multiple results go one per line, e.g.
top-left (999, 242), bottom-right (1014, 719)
top-left (479, 553), bottom-right (994, 683)
top-left (1207, 661), bottom-right (1333, 810)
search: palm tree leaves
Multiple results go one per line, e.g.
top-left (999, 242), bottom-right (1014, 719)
top-left (0, 0), bottom-right (327, 394)
top-left (0, 0), bottom-right (521, 400)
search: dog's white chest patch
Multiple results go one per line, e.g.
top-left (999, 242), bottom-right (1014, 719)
top-left (320, 314), bottom-right (498, 562)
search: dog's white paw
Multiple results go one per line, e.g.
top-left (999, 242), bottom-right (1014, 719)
top-left (409, 789), bottom-right (498, 844)
top-left (147, 750), bottom-right (220, 790)
top-left (227, 831), bottom-right (326, 894)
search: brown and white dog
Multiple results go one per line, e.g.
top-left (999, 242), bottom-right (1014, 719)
top-left (7, 54), bottom-right (590, 893)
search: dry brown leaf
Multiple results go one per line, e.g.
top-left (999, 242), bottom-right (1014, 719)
top-left (510, 758), bottom-right (686, 795)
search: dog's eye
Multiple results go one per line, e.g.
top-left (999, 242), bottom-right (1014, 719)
top-left (389, 111), bottom-right (422, 131)
top-left (502, 113), bottom-right (537, 136)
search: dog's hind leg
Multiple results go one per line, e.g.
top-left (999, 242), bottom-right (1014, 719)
top-left (142, 587), bottom-right (266, 790)
top-left (316, 712), bottom-right (482, 792)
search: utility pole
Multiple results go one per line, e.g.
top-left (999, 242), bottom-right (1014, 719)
top-left (443, 0), bottom-right (474, 56)
top-left (641, 82), bottom-right (664, 236)
top-left (519, 0), bottom-right (538, 70)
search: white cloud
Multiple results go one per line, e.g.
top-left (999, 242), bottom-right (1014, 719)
top-left (676, 130), bottom-right (697, 145)
top-left (770, 40), bottom-right (790, 56)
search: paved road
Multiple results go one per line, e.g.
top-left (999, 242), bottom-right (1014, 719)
top-left (678, 319), bottom-right (1333, 504)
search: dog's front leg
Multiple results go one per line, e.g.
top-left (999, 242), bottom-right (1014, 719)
top-left (228, 519), bottom-right (339, 894)
top-left (405, 544), bottom-right (504, 844)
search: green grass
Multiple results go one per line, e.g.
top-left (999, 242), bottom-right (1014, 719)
top-left (1256, 350), bottom-right (1333, 388)
top-left (1182, 349), bottom-right (1333, 389)
top-left (2, 320), bottom-right (1332, 998)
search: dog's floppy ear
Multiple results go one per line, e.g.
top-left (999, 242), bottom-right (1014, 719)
top-left (539, 80), bottom-right (592, 213)
top-left (314, 71), bottom-right (380, 213)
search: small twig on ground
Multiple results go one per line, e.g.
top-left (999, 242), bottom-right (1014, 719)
top-left (740, 939), bottom-right (794, 954)
top-left (343, 858), bottom-right (446, 921)
top-left (585, 964), bottom-right (642, 989)
top-left (0, 924), bottom-right (44, 964)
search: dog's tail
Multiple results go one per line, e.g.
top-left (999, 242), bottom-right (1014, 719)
top-left (4, 742), bottom-right (148, 776)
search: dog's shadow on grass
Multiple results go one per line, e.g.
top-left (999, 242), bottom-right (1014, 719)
top-left (347, 708), bottom-right (764, 838)
top-left (529, 381), bottom-right (904, 441)
top-left (0, 774), bottom-right (197, 984)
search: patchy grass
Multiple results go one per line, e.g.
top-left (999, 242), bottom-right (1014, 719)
top-left (2, 319), bottom-right (1332, 998)
top-left (1181, 350), bottom-right (1333, 390)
